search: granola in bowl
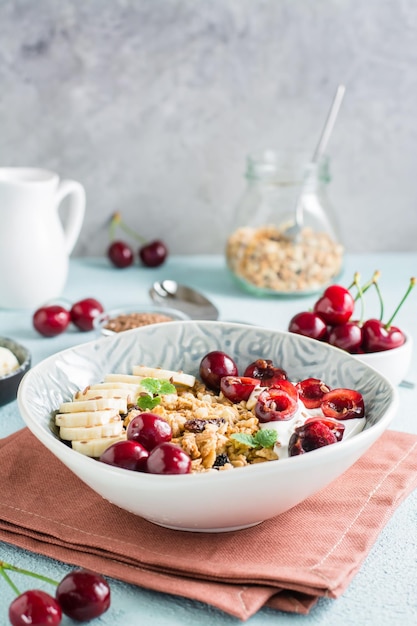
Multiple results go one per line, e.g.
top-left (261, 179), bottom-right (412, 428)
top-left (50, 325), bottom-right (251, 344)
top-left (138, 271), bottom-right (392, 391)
top-left (124, 379), bottom-right (278, 473)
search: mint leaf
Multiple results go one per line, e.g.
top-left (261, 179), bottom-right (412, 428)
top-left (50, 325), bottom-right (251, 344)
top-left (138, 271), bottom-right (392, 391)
top-left (230, 429), bottom-right (278, 449)
top-left (140, 378), bottom-right (163, 395)
top-left (136, 378), bottom-right (176, 411)
top-left (140, 378), bottom-right (176, 396)
top-left (159, 380), bottom-right (176, 395)
top-left (137, 395), bottom-right (161, 410)
top-left (230, 433), bottom-right (257, 448)
top-left (253, 429), bottom-right (278, 448)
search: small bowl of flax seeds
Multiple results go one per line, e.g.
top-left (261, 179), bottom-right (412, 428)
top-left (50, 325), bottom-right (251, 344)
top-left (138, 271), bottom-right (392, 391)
top-left (94, 305), bottom-right (190, 336)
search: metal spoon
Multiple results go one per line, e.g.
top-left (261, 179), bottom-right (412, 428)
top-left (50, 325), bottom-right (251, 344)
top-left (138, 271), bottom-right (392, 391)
top-left (149, 280), bottom-right (220, 320)
top-left (284, 84), bottom-right (346, 241)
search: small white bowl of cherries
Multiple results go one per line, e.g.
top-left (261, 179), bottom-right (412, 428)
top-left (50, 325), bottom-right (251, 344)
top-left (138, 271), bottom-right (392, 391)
top-left (288, 272), bottom-right (415, 387)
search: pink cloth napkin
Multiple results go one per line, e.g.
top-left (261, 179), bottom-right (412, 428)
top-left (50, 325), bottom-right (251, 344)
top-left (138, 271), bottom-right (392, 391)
top-left (0, 427), bottom-right (416, 620)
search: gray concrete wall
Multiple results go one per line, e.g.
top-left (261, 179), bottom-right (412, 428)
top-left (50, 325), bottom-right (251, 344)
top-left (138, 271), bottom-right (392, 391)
top-left (1, 0), bottom-right (416, 256)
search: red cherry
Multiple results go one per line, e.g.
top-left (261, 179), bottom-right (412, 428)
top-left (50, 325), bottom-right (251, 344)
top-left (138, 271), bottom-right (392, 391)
top-left (108, 240), bottom-right (134, 268)
top-left (288, 419), bottom-right (341, 456)
top-left (288, 311), bottom-right (328, 340)
top-left (99, 439), bottom-right (149, 471)
top-left (313, 285), bottom-right (355, 325)
top-left (328, 321), bottom-right (363, 353)
top-left (296, 378), bottom-right (331, 409)
top-left (199, 351), bottom-right (239, 392)
top-left (361, 318), bottom-right (405, 352)
top-left (220, 376), bottom-right (259, 403)
top-left (254, 387), bottom-right (298, 422)
top-left (268, 378), bottom-right (299, 401)
top-left (146, 442), bottom-right (191, 474)
top-left (243, 359), bottom-right (288, 385)
top-left (321, 388), bottom-right (365, 420)
top-left (9, 589), bottom-right (62, 626)
top-left (33, 305), bottom-right (70, 337)
top-left (56, 568), bottom-right (110, 622)
top-left (139, 240), bottom-right (168, 267)
top-left (304, 416), bottom-right (345, 441)
top-left (126, 412), bottom-right (172, 450)
top-left (70, 298), bottom-right (104, 331)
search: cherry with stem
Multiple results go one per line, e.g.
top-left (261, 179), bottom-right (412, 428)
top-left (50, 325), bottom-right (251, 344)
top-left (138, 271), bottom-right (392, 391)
top-left (362, 277), bottom-right (415, 352)
top-left (108, 212), bottom-right (168, 268)
top-left (1, 558), bottom-right (111, 624)
top-left (1, 560), bottom-right (60, 587)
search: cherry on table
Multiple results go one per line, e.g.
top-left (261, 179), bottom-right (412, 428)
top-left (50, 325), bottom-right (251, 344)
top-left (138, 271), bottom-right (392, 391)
top-left (139, 240), bottom-right (168, 267)
top-left (56, 568), bottom-right (111, 622)
top-left (70, 298), bottom-right (104, 331)
top-left (9, 589), bottom-right (62, 626)
top-left (33, 305), bottom-right (71, 337)
top-left (108, 240), bottom-right (134, 268)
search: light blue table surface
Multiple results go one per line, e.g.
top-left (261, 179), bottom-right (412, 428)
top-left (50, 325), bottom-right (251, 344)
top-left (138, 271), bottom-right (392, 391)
top-left (0, 253), bottom-right (416, 625)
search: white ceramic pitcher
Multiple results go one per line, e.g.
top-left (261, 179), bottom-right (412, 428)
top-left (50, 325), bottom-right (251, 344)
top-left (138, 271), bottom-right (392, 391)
top-left (0, 168), bottom-right (86, 309)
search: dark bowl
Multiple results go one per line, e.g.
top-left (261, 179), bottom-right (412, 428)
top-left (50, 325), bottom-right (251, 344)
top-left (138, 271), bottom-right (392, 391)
top-left (0, 337), bottom-right (31, 406)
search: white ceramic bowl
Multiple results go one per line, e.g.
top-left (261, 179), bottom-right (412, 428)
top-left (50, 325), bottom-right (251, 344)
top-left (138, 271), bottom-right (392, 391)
top-left (354, 332), bottom-right (413, 387)
top-left (17, 321), bottom-right (398, 532)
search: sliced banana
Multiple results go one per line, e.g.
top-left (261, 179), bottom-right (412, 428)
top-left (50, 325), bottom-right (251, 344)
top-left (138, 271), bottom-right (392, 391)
top-left (55, 410), bottom-right (119, 428)
top-left (59, 397), bottom-right (128, 414)
top-left (73, 388), bottom-right (140, 404)
top-left (132, 365), bottom-right (195, 388)
top-left (89, 382), bottom-right (143, 391)
top-left (71, 433), bottom-right (127, 458)
top-left (246, 386), bottom-right (263, 411)
top-left (104, 374), bottom-right (145, 385)
top-left (59, 420), bottom-right (124, 441)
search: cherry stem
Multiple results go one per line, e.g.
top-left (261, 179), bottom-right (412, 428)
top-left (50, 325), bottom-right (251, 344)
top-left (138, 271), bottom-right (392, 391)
top-left (109, 212), bottom-right (120, 242)
top-left (372, 274), bottom-right (384, 322)
top-left (353, 270), bottom-right (380, 301)
top-left (0, 560), bottom-right (60, 587)
top-left (119, 221), bottom-right (146, 244)
top-left (352, 272), bottom-right (365, 323)
top-left (0, 565), bottom-right (21, 596)
top-left (385, 277), bottom-right (416, 329)
top-left (110, 212), bottom-right (147, 244)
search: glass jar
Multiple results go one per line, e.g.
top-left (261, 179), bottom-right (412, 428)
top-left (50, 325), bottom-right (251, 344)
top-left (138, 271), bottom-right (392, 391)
top-left (225, 150), bottom-right (344, 296)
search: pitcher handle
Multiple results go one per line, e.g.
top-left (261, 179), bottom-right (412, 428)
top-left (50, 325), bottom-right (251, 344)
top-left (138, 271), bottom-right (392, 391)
top-left (55, 179), bottom-right (86, 255)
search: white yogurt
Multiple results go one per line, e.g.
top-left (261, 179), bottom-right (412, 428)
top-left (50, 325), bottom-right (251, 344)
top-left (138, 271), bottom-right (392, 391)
top-left (246, 385), bottom-right (366, 459)
top-left (0, 346), bottom-right (19, 377)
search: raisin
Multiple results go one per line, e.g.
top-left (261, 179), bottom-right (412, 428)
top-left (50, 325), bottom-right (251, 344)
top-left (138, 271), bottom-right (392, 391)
top-left (184, 418), bottom-right (225, 432)
top-left (213, 453), bottom-right (229, 468)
